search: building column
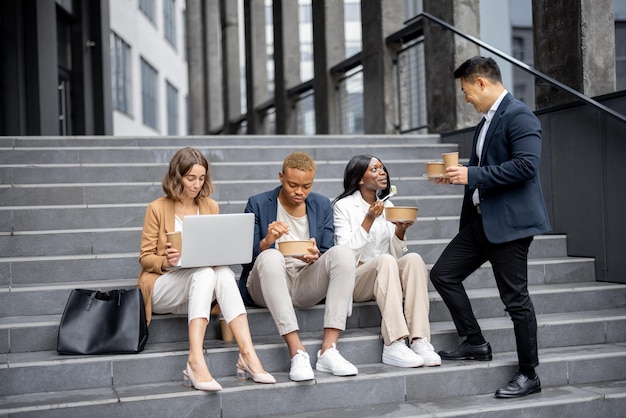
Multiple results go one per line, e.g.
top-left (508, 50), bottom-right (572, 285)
top-left (26, 0), bottom-right (60, 135)
top-left (311, 0), bottom-right (344, 134)
top-left (185, 0), bottom-right (205, 134)
top-left (221, 0), bottom-right (241, 133)
top-left (243, 0), bottom-right (268, 134)
top-left (273, 0), bottom-right (300, 134)
top-left (186, 0), bottom-right (223, 134)
top-left (360, 0), bottom-right (404, 134)
top-left (423, 0), bottom-right (481, 132)
top-left (532, 0), bottom-right (616, 109)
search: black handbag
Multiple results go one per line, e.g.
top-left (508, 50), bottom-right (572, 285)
top-left (57, 288), bottom-right (149, 355)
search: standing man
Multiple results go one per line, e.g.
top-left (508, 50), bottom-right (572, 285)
top-left (430, 56), bottom-right (551, 398)
top-left (239, 151), bottom-right (358, 382)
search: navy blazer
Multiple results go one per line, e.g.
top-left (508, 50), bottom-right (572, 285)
top-left (462, 93), bottom-right (551, 244)
top-left (238, 186), bottom-right (335, 305)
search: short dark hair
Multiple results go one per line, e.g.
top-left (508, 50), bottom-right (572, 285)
top-left (454, 56), bottom-right (502, 84)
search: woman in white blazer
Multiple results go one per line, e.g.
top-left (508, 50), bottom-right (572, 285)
top-left (333, 155), bottom-right (440, 367)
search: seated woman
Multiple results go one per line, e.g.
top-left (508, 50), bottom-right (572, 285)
top-left (137, 147), bottom-right (275, 391)
top-left (333, 155), bottom-right (441, 368)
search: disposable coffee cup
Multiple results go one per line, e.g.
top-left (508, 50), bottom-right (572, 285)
top-left (166, 231), bottom-right (182, 254)
top-left (220, 316), bottom-right (234, 342)
top-left (442, 152), bottom-right (459, 168)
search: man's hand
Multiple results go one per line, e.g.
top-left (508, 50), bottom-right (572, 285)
top-left (431, 165), bottom-right (468, 185)
top-left (294, 238), bottom-right (320, 264)
top-left (260, 221), bottom-right (290, 251)
top-left (445, 165), bottom-right (468, 185)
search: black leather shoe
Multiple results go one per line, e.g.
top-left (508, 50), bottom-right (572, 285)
top-left (437, 341), bottom-right (493, 361)
top-left (495, 372), bottom-right (541, 398)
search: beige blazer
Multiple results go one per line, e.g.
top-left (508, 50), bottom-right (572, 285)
top-left (137, 196), bottom-right (219, 323)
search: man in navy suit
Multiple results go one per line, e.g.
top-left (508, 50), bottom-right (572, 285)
top-left (238, 152), bottom-right (358, 382)
top-left (430, 56), bottom-right (551, 398)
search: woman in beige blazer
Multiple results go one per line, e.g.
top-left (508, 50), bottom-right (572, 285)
top-left (138, 147), bottom-right (274, 391)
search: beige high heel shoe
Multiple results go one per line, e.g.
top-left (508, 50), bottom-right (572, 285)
top-left (236, 354), bottom-right (276, 384)
top-left (183, 362), bottom-right (222, 391)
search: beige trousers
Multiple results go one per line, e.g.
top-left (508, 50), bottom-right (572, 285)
top-left (152, 266), bottom-right (245, 324)
top-left (246, 246), bottom-right (355, 335)
top-left (354, 253), bottom-right (430, 345)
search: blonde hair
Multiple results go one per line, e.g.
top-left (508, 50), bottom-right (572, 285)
top-left (162, 147), bottom-right (214, 201)
top-left (282, 151), bottom-right (316, 172)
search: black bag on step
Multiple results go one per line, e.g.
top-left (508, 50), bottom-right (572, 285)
top-left (57, 288), bottom-right (149, 355)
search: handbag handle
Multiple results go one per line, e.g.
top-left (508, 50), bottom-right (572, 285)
top-left (85, 291), bottom-right (98, 311)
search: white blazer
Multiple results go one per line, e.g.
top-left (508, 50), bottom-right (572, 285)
top-left (333, 191), bottom-right (407, 266)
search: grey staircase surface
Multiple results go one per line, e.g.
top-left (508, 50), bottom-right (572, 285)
top-left (1, 135), bottom-right (625, 417)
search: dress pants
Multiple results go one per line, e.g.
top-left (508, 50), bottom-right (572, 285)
top-left (430, 210), bottom-right (538, 368)
top-left (353, 253), bottom-right (431, 345)
top-left (246, 246), bottom-right (355, 336)
top-left (152, 266), bottom-right (245, 324)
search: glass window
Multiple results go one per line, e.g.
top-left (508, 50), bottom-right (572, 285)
top-left (512, 36), bottom-right (525, 61)
top-left (139, 0), bottom-right (155, 23)
top-left (166, 81), bottom-right (179, 135)
top-left (110, 32), bottom-right (132, 115)
top-left (344, 2), bottom-right (360, 21)
top-left (164, 0), bottom-right (177, 48)
top-left (299, 4), bottom-right (312, 23)
top-left (141, 58), bottom-right (159, 130)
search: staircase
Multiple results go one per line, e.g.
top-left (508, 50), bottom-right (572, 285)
top-left (1, 135), bottom-right (625, 417)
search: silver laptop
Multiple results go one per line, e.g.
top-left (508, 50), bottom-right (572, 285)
top-left (170, 213), bottom-right (254, 269)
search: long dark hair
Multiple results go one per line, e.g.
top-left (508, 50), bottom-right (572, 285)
top-left (333, 155), bottom-right (391, 204)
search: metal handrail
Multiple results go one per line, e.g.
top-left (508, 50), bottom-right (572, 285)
top-left (407, 12), bottom-right (626, 125)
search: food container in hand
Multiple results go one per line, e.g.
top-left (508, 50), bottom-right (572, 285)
top-left (425, 161), bottom-right (445, 178)
top-left (385, 206), bottom-right (418, 222)
top-left (277, 240), bottom-right (312, 256)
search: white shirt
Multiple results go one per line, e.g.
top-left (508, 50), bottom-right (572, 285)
top-left (276, 199), bottom-right (309, 269)
top-left (473, 89), bottom-right (508, 206)
top-left (333, 191), bottom-right (407, 265)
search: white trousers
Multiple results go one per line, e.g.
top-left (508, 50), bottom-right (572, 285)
top-left (246, 246), bottom-right (355, 335)
top-left (354, 253), bottom-right (431, 345)
top-left (152, 266), bottom-right (245, 324)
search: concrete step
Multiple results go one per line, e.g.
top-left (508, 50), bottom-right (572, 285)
top-left (1, 342), bottom-right (625, 417)
top-left (0, 234), bottom-right (575, 288)
top-left (0, 254), bottom-right (594, 318)
top-left (2, 217), bottom-right (474, 257)
top-left (1, 279), bottom-right (619, 353)
top-left (0, 134), bottom-right (443, 148)
top-left (0, 176), bottom-right (462, 207)
top-left (1, 160), bottom-right (469, 185)
top-left (276, 379), bottom-right (626, 418)
top-left (0, 195), bottom-right (465, 234)
top-left (0, 142), bottom-right (457, 166)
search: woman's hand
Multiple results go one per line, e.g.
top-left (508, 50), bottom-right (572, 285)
top-left (393, 221), bottom-right (413, 239)
top-left (164, 243), bottom-right (180, 268)
top-left (366, 200), bottom-right (385, 219)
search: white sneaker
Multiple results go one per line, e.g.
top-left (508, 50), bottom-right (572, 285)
top-left (382, 339), bottom-right (424, 368)
top-left (315, 343), bottom-right (358, 376)
top-left (289, 350), bottom-right (315, 381)
top-left (410, 338), bottom-right (442, 367)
